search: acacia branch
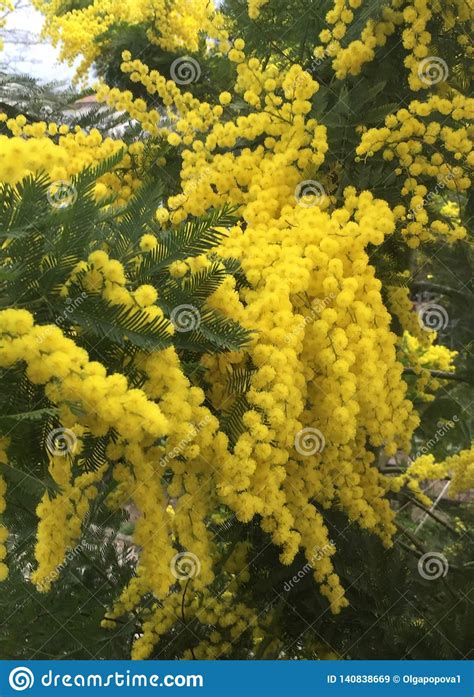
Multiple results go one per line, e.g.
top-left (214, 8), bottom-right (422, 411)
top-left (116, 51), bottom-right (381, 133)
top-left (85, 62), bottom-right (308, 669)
top-left (412, 281), bottom-right (472, 301)
top-left (396, 523), bottom-right (426, 553)
top-left (400, 493), bottom-right (458, 535)
top-left (403, 367), bottom-right (473, 384)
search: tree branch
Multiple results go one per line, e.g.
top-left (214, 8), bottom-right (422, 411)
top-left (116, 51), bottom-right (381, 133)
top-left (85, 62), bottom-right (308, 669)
top-left (412, 281), bottom-right (473, 301)
top-left (403, 367), bottom-right (473, 384)
top-left (400, 492), bottom-right (458, 535)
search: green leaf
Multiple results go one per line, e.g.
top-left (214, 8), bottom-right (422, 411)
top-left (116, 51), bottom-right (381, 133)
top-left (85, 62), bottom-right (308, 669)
top-left (363, 103), bottom-right (399, 123)
top-left (173, 308), bottom-right (252, 353)
top-left (65, 295), bottom-right (173, 351)
top-left (136, 206), bottom-right (237, 280)
top-left (0, 407), bottom-right (58, 425)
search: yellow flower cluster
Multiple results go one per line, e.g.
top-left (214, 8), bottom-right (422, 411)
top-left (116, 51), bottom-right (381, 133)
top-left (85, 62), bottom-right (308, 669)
top-left (443, 446), bottom-right (474, 495)
top-left (247, 0), bottom-right (269, 19)
top-left (0, 308), bottom-right (170, 589)
top-left (386, 287), bottom-right (459, 399)
top-left (32, 458), bottom-right (106, 591)
top-left (63, 255), bottom-right (259, 654)
top-left (93, 45), bottom-right (429, 625)
top-left (314, 0), bottom-right (473, 86)
top-left (401, 0), bottom-right (435, 91)
top-left (69, 250), bottom-right (170, 325)
top-left (0, 250), bottom-right (259, 657)
top-left (107, 341), bottom-right (230, 602)
top-left (98, 51), bottom-right (327, 227)
top-left (67, 254), bottom-right (240, 618)
top-left (403, 333), bottom-right (457, 373)
top-left (387, 285), bottom-right (428, 344)
top-left (399, 331), bottom-right (457, 401)
top-left (391, 445), bottom-right (474, 505)
top-left (33, 0), bottom-right (226, 80)
top-left (441, 201), bottom-right (460, 220)
top-left (390, 452), bottom-right (448, 507)
top-left (356, 95), bottom-right (473, 247)
top-left (317, 0), bottom-right (400, 80)
top-left (0, 115), bottom-right (138, 204)
top-left (128, 583), bottom-right (272, 659)
top-left (402, 0), bottom-right (473, 91)
top-left (212, 192), bottom-right (419, 568)
top-left (183, 590), bottom-right (268, 659)
top-left (165, 541), bottom-right (266, 657)
top-left (0, 0), bottom-right (470, 656)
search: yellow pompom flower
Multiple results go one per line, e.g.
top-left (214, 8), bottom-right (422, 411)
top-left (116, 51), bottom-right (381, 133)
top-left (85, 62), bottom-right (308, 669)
top-left (134, 284), bottom-right (158, 307)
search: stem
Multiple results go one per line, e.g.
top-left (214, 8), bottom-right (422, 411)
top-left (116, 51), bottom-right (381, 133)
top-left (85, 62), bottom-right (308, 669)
top-left (414, 482), bottom-right (453, 534)
top-left (181, 578), bottom-right (197, 660)
top-left (401, 492), bottom-right (458, 535)
top-left (396, 523), bottom-right (426, 553)
top-left (395, 538), bottom-right (421, 559)
top-left (403, 367), bottom-right (473, 384)
top-left (412, 281), bottom-right (472, 301)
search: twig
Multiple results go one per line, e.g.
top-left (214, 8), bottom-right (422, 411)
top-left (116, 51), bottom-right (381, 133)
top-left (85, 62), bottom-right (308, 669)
top-left (412, 281), bottom-right (473, 301)
top-left (396, 523), bottom-right (426, 553)
top-left (403, 367), bottom-right (473, 384)
top-left (181, 578), bottom-right (197, 660)
top-left (412, 484), bottom-right (455, 535)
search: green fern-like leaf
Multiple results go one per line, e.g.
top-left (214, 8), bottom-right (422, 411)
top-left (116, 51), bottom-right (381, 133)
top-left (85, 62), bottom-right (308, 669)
top-left (173, 308), bottom-right (252, 353)
top-left (65, 295), bottom-right (173, 351)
